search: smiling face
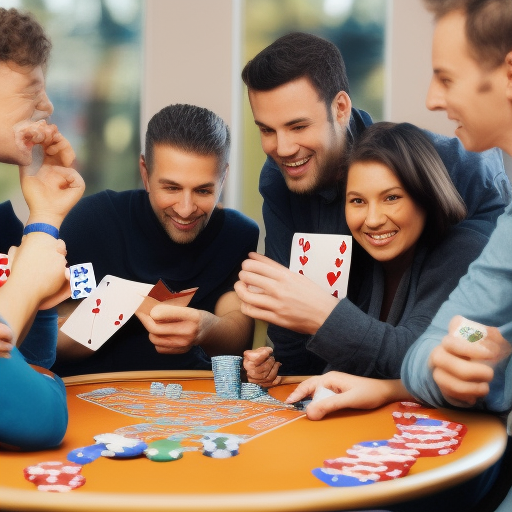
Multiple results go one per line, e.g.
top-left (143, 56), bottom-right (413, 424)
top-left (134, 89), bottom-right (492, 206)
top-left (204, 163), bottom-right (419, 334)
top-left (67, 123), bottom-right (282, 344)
top-left (345, 161), bottom-right (426, 270)
top-left (140, 144), bottom-right (225, 244)
top-left (426, 10), bottom-right (512, 153)
top-left (0, 61), bottom-right (54, 166)
top-left (248, 77), bottom-right (352, 194)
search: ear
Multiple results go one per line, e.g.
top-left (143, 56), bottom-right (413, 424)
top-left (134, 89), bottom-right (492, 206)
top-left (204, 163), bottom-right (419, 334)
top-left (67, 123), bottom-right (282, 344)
top-left (505, 51), bottom-right (512, 101)
top-left (139, 155), bottom-right (150, 192)
top-left (332, 91), bottom-right (352, 127)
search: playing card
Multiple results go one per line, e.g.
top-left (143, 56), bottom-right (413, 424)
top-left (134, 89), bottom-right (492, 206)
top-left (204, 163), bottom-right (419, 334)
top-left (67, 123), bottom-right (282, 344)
top-left (70, 263), bottom-right (97, 299)
top-left (61, 275), bottom-right (153, 350)
top-left (136, 280), bottom-right (198, 317)
top-left (0, 253), bottom-right (10, 288)
top-left (289, 233), bottom-right (352, 298)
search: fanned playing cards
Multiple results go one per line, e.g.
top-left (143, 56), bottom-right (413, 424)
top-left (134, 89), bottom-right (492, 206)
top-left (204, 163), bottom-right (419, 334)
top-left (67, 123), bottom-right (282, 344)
top-left (60, 275), bottom-right (197, 351)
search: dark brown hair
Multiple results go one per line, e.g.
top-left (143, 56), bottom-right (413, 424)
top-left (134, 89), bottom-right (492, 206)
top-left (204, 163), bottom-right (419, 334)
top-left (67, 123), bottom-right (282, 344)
top-left (423, 0), bottom-right (512, 69)
top-left (348, 122), bottom-right (466, 245)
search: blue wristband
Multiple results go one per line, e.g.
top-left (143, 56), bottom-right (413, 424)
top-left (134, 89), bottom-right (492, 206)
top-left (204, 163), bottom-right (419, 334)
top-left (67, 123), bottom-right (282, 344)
top-left (23, 223), bottom-right (59, 239)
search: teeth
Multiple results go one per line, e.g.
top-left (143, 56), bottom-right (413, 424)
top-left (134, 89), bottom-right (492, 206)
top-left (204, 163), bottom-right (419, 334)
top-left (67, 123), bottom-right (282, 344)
top-left (173, 218), bottom-right (195, 225)
top-left (367, 232), bottom-right (396, 240)
top-left (283, 157), bottom-right (310, 167)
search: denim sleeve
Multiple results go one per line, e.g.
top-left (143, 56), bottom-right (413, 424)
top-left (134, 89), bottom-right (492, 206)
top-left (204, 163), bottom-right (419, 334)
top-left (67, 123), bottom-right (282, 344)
top-left (402, 204), bottom-right (512, 413)
top-left (427, 132), bottom-right (511, 233)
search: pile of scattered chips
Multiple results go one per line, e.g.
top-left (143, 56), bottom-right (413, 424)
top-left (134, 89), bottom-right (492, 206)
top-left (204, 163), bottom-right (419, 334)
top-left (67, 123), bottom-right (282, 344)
top-left (313, 402), bottom-right (467, 487)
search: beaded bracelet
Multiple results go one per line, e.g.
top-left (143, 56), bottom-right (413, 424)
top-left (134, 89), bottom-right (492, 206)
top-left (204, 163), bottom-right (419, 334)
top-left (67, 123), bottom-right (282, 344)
top-left (23, 223), bottom-right (59, 239)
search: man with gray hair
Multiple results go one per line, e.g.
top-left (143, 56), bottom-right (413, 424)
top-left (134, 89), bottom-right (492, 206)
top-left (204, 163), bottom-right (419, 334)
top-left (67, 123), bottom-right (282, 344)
top-left (54, 104), bottom-right (259, 376)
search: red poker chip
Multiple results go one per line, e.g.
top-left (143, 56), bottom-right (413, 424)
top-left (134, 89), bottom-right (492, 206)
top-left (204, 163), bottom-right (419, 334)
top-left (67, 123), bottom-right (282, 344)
top-left (23, 461), bottom-right (86, 492)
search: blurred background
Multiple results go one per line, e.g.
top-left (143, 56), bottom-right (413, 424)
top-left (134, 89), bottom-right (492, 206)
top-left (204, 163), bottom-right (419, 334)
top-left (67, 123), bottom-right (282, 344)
top-left (1, 0), bottom-right (510, 236)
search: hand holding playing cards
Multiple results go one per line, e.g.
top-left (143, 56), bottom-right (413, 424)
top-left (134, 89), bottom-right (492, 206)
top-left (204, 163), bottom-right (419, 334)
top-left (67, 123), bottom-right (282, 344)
top-left (0, 322), bottom-right (14, 359)
top-left (234, 252), bottom-right (338, 334)
top-left (285, 372), bottom-right (412, 420)
top-left (429, 315), bottom-right (508, 407)
top-left (243, 346), bottom-right (282, 387)
top-left (136, 303), bottom-right (213, 354)
top-left (19, 122), bottom-right (84, 228)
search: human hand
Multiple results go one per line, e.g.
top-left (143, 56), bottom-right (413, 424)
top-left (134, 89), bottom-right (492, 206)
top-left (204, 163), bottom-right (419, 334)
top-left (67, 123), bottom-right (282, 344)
top-left (430, 315), bottom-right (511, 407)
top-left (7, 235), bottom-right (69, 308)
top-left (136, 303), bottom-right (215, 354)
top-left (19, 122), bottom-right (84, 227)
top-left (285, 372), bottom-right (411, 420)
top-left (0, 322), bottom-right (14, 359)
top-left (243, 346), bottom-right (282, 387)
top-left (234, 252), bottom-right (338, 334)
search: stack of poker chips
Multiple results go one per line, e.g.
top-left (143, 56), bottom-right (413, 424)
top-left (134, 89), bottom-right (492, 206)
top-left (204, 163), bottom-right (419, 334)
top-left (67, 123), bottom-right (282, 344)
top-left (211, 355), bottom-right (242, 399)
top-left (165, 383), bottom-right (182, 399)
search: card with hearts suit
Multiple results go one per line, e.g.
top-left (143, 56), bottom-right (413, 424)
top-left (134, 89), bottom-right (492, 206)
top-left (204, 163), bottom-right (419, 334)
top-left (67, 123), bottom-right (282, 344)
top-left (289, 233), bottom-right (352, 299)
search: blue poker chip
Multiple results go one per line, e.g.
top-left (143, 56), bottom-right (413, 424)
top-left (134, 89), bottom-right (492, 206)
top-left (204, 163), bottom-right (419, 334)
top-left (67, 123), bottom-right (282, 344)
top-left (356, 440), bottom-right (390, 448)
top-left (67, 443), bottom-right (107, 464)
top-left (93, 433), bottom-right (148, 458)
top-left (312, 467), bottom-right (375, 487)
top-left (101, 439), bottom-right (147, 458)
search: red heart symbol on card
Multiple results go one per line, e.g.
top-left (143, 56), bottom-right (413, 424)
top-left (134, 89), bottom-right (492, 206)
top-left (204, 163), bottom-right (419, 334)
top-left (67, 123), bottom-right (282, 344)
top-left (114, 314), bottom-right (124, 326)
top-left (335, 258), bottom-right (343, 267)
top-left (92, 299), bottom-right (101, 314)
top-left (332, 290), bottom-right (338, 298)
top-left (299, 255), bottom-right (308, 265)
top-left (327, 271), bottom-right (341, 286)
top-left (0, 257), bottom-right (8, 265)
top-left (340, 241), bottom-right (347, 254)
top-left (299, 270), bottom-right (304, 275)
top-left (303, 241), bottom-right (310, 252)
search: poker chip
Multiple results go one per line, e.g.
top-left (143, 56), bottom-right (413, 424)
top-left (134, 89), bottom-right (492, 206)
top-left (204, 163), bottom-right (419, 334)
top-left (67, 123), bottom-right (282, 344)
top-left (165, 383), bottom-right (182, 399)
top-left (211, 355), bottom-right (242, 399)
top-left (240, 382), bottom-right (267, 400)
top-left (390, 416), bottom-right (467, 456)
top-left (150, 382), bottom-right (165, 396)
top-left (67, 443), bottom-right (107, 464)
top-left (200, 433), bottom-right (243, 458)
top-left (23, 461), bottom-right (86, 492)
top-left (312, 467), bottom-right (375, 487)
top-left (93, 433), bottom-right (147, 458)
top-left (144, 439), bottom-right (184, 462)
top-left (324, 441), bottom-right (419, 482)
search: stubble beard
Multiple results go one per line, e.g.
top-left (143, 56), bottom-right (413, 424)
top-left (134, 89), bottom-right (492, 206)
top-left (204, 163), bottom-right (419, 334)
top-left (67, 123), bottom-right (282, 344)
top-left (283, 130), bottom-right (348, 195)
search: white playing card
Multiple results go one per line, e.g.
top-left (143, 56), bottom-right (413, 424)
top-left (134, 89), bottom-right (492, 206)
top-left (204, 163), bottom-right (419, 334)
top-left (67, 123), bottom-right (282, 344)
top-left (289, 233), bottom-right (352, 298)
top-left (61, 275), bottom-right (153, 351)
top-left (0, 253), bottom-right (10, 288)
top-left (70, 263), bottom-right (97, 299)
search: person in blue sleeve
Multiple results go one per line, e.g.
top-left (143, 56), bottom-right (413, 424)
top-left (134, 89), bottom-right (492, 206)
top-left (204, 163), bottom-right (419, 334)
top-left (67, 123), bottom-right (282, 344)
top-left (53, 104), bottom-right (259, 377)
top-left (288, 1), bottom-right (512, 510)
top-left (0, 7), bottom-right (85, 450)
top-left (234, 31), bottom-right (511, 380)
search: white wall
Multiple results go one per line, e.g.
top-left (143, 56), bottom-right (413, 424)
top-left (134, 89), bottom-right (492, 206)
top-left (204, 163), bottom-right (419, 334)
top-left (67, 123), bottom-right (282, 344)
top-left (141, 0), bottom-right (242, 208)
top-left (386, 0), bottom-right (454, 135)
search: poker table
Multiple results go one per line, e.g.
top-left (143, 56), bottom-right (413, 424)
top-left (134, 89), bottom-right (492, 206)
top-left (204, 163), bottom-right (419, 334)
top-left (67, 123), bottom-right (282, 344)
top-left (0, 370), bottom-right (507, 512)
